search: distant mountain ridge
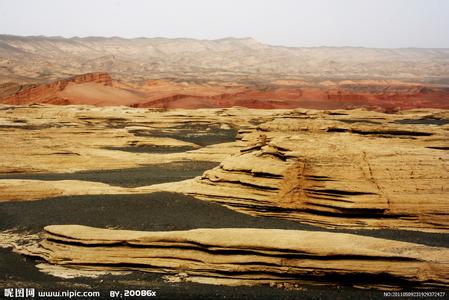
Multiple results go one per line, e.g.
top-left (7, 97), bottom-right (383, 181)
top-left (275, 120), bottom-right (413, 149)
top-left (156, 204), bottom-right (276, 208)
top-left (1, 34), bottom-right (449, 84)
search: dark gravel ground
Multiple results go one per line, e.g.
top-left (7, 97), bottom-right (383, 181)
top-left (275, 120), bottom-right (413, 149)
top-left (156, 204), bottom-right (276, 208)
top-left (0, 161), bottom-right (219, 188)
top-left (103, 145), bottom-right (198, 154)
top-left (129, 123), bottom-right (238, 147)
top-left (0, 192), bottom-right (448, 248)
top-left (394, 117), bottom-right (449, 125)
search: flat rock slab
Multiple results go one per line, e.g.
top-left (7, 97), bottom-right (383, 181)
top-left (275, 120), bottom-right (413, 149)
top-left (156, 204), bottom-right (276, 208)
top-left (20, 225), bottom-right (449, 289)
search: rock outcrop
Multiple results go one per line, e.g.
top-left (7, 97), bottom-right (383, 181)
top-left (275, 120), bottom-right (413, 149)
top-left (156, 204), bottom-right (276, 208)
top-left (19, 225), bottom-right (449, 288)
top-left (158, 109), bottom-right (449, 232)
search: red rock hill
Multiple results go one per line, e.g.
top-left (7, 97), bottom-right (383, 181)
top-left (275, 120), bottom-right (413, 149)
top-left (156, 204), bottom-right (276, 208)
top-left (1, 72), bottom-right (449, 112)
top-left (1, 72), bottom-right (113, 105)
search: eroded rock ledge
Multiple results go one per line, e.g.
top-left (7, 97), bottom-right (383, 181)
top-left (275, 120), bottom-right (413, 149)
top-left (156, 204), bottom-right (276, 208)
top-left (159, 110), bottom-right (449, 232)
top-left (20, 225), bottom-right (449, 289)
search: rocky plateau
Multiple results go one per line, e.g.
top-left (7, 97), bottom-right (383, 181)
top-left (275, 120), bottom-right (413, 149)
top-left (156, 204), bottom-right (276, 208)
top-left (0, 104), bottom-right (448, 296)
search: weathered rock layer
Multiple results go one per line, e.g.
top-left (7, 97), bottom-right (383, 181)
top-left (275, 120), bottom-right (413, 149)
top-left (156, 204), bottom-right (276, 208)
top-left (160, 109), bottom-right (449, 232)
top-left (20, 225), bottom-right (449, 288)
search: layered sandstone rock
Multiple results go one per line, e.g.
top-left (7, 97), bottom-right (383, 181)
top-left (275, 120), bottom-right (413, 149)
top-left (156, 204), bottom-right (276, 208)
top-left (158, 109), bottom-right (449, 232)
top-left (19, 225), bottom-right (449, 288)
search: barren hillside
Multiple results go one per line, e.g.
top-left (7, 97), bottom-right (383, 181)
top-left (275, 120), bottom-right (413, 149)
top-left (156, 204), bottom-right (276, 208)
top-left (1, 35), bottom-right (449, 84)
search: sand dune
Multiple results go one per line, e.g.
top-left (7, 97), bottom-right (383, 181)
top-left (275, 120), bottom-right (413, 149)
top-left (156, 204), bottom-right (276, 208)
top-left (60, 82), bottom-right (144, 106)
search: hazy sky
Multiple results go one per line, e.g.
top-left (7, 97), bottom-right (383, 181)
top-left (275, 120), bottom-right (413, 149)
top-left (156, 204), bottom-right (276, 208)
top-left (1, 0), bottom-right (448, 48)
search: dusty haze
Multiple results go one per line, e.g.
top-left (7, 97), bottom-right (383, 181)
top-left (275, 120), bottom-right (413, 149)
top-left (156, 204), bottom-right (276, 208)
top-left (1, 0), bottom-right (449, 48)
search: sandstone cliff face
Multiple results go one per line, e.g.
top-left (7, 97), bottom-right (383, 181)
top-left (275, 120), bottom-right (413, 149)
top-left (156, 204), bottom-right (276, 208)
top-left (0, 72), bottom-right (112, 105)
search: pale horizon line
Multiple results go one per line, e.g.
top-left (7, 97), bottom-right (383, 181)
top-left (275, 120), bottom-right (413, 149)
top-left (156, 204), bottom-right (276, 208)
top-left (1, 33), bottom-right (449, 50)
